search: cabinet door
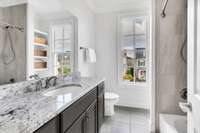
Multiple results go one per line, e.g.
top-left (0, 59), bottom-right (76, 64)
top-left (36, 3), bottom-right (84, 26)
top-left (97, 82), bottom-right (105, 130)
top-left (85, 100), bottom-right (97, 133)
top-left (98, 93), bottom-right (104, 130)
top-left (34, 116), bottom-right (59, 133)
top-left (61, 89), bottom-right (97, 133)
top-left (65, 113), bottom-right (85, 133)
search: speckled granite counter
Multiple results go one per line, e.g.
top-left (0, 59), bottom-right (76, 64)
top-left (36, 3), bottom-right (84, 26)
top-left (0, 77), bottom-right (105, 133)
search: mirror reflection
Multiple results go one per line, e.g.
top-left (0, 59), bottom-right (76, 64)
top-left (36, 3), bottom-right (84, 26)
top-left (0, 3), bottom-right (78, 85)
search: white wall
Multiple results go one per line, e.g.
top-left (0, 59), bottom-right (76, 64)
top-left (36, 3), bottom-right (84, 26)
top-left (60, 0), bottom-right (96, 77)
top-left (95, 11), bottom-right (150, 109)
top-left (29, 0), bottom-right (97, 77)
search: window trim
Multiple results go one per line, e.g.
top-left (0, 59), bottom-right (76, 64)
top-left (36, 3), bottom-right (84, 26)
top-left (50, 18), bottom-right (77, 76)
top-left (117, 13), bottom-right (150, 86)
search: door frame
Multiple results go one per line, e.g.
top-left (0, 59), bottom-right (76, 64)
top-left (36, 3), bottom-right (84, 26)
top-left (187, 0), bottom-right (200, 132)
top-left (149, 0), bottom-right (156, 132)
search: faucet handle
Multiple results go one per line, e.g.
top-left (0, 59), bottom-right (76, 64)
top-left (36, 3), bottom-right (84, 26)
top-left (29, 74), bottom-right (40, 80)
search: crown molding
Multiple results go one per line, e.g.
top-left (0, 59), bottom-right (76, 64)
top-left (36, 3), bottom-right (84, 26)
top-left (84, 0), bottom-right (149, 13)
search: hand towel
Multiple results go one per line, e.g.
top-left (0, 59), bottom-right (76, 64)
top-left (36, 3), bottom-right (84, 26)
top-left (85, 48), bottom-right (96, 63)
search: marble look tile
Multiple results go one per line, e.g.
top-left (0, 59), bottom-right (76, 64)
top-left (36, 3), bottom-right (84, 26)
top-left (156, 0), bottom-right (187, 129)
top-left (158, 75), bottom-right (177, 95)
top-left (131, 123), bottom-right (149, 133)
top-left (100, 121), bottom-right (130, 133)
top-left (159, 94), bottom-right (184, 114)
top-left (100, 107), bottom-right (149, 133)
top-left (110, 108), bottom-right (131, 124)
top-left (161, 0), bottom-right (187, 15)
top-left (0, 4), bottom-right (27, 84)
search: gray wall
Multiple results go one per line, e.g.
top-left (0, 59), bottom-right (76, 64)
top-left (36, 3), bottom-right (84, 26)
top-left (0, 4), bottom-right (26, 84)
top-left (155, 0), bottom-right (187, 131)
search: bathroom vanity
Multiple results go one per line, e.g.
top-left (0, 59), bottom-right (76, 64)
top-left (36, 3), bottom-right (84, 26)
top-left (35, 81), bottom-right (104, 133)
top-left (0, 78), bottom-right (105, 133)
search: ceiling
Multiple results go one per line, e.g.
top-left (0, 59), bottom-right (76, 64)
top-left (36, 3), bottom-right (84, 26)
top-left (85, 0), bottom-right (150, 13)
top-left (0, 0), bottom-right (150, 13)
top-left (0, 0), bottom-right (73, 16)
top-left (0, 0), bottom-right (63, 13)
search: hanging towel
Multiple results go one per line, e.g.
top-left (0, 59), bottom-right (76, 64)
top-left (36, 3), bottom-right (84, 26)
top-left (85, 48), bottom-right (96, 63)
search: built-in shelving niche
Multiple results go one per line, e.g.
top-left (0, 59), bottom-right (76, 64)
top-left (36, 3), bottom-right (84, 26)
top-left (33, 29), bottom-right (49, 72)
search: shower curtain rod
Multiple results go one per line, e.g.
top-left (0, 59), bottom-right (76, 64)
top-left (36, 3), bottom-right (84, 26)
top-left (0, 20), bottom-right (24, 32)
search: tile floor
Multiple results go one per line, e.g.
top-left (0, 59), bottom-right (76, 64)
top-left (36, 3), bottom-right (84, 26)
top-left (100, 106), bottom-right (150, 133)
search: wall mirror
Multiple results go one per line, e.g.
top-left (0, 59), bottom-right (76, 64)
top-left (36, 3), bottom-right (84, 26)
top-left (0, 2), bottom-right (78, 85)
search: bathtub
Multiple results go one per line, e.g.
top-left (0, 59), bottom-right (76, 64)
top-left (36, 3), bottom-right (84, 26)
top-left (160, 114), bottom-right (187, 133)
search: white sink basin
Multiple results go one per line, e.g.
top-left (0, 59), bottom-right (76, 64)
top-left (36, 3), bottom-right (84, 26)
top-left (43, 84), bottom-right (82, 97)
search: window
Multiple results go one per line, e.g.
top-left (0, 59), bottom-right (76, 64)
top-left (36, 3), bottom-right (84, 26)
top-left (51, 22), bottom-right (74, 76)
top-left (118, 15), bottom-right (148, 84)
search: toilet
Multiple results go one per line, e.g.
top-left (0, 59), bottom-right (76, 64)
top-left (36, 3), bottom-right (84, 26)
top-left (104, 92), bottom-right (119, 116)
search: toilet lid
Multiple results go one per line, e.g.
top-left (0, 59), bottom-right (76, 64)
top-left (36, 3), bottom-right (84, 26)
top-left (105, 92), bottom-right (119, 100)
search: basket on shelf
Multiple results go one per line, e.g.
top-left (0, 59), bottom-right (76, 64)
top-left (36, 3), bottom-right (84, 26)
top-left (34, 50), bottom-right (47, 57)
top-left (34, 61), bottom-right (47, 69)
top-left (34, 37), bottom-right (48, 44)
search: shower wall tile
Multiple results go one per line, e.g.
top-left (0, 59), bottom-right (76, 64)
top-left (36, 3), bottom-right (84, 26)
top-left (164, 0), bottom-right (187, 15)
top-left (158, 74), bottom-right (177, 95)
top-left (0, 8), bottom-right (4, 83)
top-left (159, 93), bottom-right (184, 114)
top-left (0, 4), bottom-right (26, 84)
top-left (155, 0), bottom-right (187, 131)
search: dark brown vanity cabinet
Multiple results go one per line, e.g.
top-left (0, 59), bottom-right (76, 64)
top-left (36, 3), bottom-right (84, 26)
top-left (64, 112), bottom-right (85, 133)
top-left (34, 82), bottom-right (104, 133)
top-left (61, 88), bottom-right (97, 133)
top-left (85, 101), bottom-right (97, 133)
top-left (97, 82), bottom-right (105, 130)
top-left (34, 116), bottom-right (60, 133)
top-left (65, 100), bottom-right (97, 133)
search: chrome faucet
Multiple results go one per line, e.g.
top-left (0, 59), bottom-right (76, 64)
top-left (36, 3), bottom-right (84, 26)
top-left (45, 76), bottom-right (58, 89)
top-left (29, 74), bottom-right (42, 92)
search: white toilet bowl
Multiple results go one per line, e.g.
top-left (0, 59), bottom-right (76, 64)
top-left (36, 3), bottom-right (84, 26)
top-left (105, 92), bottom-right (119, 116)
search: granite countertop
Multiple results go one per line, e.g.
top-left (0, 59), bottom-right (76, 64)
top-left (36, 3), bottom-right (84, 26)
top-left (0, 77), bottom-right (105, 133)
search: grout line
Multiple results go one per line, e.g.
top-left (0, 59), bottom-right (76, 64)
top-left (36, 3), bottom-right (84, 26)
top-left (129, 111), bottom-right (132, 133)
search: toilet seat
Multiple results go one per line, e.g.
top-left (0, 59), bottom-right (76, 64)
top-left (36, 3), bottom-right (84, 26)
top-left (105, 92), bottom-right (119, 100)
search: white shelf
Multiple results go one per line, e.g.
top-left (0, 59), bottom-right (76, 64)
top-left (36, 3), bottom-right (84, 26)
top-left (34, 68), bottom-right (48, 71)
top-left (34, 29), bottom-right (48, 36)
top-left (34, 56), bottom-right (48, 60)
top-left (34, 43), bottom-right (48, 47)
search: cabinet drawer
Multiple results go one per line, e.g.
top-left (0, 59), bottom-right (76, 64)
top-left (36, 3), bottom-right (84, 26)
top-left (61, 88), bottom-right (97, 133)
top-left (34, 116), bottom-right (59, 133)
